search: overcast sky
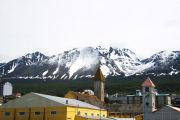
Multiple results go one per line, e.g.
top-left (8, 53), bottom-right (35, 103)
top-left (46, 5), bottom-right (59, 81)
top-left (0, 0), bottom-right (180, 62)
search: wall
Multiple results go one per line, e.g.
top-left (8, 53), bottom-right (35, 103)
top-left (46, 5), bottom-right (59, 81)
top-left (0, 106), bottom-right (107, 120)
top-left (15, 108), bottom-right (30, 120)
top-left (67, 106), bottom-right (107, 120)
top-left (44, 106), bottom-right (67, 120)
top-left (0, 108), bottom-right (15, 120)
top-left (0, 106), bottom-right (67, 120)
top-left (30, 107), bottom-right (44, 120)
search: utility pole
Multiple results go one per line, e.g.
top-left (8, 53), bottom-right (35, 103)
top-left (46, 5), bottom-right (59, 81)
top-left (100, 103), bottom-right (101, 120)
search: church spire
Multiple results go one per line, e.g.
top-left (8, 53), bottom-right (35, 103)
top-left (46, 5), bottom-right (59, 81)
top-left (93, 67), bottom-right (105, 81)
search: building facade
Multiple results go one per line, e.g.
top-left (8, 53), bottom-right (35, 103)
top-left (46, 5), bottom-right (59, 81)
top-left (0, 92), bottom-right (107, 120)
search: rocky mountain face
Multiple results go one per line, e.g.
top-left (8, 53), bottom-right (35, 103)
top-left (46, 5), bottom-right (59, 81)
top-left (0, 63), bottom-right (5, 67)
top-left (0, 46), bottom-right (180, 79)
top-left (140, 51), bottom-right (180, 75)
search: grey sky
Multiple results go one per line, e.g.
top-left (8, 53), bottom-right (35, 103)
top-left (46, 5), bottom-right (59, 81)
top-left (0, 0), bottom-right (180, 62)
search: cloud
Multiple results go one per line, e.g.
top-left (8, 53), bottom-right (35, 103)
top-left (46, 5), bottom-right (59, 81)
top-left (0, 0), bottom-right (180, 61)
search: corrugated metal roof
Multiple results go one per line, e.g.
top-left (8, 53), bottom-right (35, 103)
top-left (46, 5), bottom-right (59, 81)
top-left (1, 92), bottom-right (104, 110)
top-left (34, 93), bottom-right (101, 110)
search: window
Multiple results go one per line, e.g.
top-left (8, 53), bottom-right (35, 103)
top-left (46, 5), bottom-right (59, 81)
top-left (35, 112), bottom-right (41, 115)
top-left (103, 114), bottom-right (105, 117)
top-left (91, 113), bottom-right (94, 116)
top-left (145, 87), bottom-right (149, 92)
top-left (77, 111), bottom-right (80, 115)
top-left (19, 112), bottom-right (25, 116)
top-left (51, 111), bottom-right (56, 115)
top-left (4, 112), bottom-right (10, 116)
top-left (97, 114), bottom-right (99, 117)
top-left (84, 113), bottom-right (87, 116)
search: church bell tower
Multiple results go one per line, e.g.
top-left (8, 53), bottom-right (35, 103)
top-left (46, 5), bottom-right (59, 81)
top-left (93, 67), bottom-right (105, 102)
top-left (142, 77), bottom-right (156, 113)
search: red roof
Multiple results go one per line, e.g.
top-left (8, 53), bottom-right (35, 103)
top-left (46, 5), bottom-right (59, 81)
top-left (142, 77), bottom-right (155, 87)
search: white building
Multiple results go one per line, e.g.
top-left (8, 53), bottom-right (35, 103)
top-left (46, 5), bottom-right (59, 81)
top-left (3, 82), bottom-right (13, 96)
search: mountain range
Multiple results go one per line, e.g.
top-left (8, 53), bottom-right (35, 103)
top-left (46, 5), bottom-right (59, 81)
top-left (0, 46), bottom-right (180, 80)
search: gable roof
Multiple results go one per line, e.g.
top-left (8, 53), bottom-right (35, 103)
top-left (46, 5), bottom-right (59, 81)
top-left (142, 77), bottom-right (155, 87)
top-left (0, 92), bottom-right (101, 110)
top-left (93, 67), bottom-right (105, 81)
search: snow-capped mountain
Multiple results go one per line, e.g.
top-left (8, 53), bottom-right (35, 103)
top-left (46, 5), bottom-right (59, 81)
top-left (0, 46), bottom-right (180, 79)
top-left (139, 50), bottom-right (180, 75)
top-left (0, 52), bottom-right (48, 77)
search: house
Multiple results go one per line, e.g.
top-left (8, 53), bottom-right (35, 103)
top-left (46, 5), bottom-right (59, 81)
top-left (0, 92), bottom-right (107, 120)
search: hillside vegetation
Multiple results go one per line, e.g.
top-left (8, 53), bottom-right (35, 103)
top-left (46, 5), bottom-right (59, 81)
top-left (2, 74), bottom-right (180, 97)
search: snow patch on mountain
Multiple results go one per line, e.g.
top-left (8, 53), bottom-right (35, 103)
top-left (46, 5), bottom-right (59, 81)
top-left (42, 70), bottom-right (48, 76)
top-left (53, 68), bottom-right (59, 75)
top-left (69, 47), bottom-right (99, 78)
top-left (8, 62), bottom-right (17, 73)
top-left (101, 65), bottom-right (111, 77)
top-left (135, 62), bottom-right (155, 74)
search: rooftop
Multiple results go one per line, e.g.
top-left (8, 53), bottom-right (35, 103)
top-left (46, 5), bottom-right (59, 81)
top-left (1, 92), bottom-right (103, 110)
top-left (168, 105), bottom-right (180, 112)
top-left (142, 77), bottom-right (155, 87)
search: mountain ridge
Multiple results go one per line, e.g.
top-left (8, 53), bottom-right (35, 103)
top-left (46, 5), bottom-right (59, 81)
top-left (0, 46), bottom-right (180, 79)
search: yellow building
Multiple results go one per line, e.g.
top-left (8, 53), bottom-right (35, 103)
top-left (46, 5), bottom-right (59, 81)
top-left (65, 91), bottom-right (103, 107)
top-left (0, 92), bottom-right (107, 120)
